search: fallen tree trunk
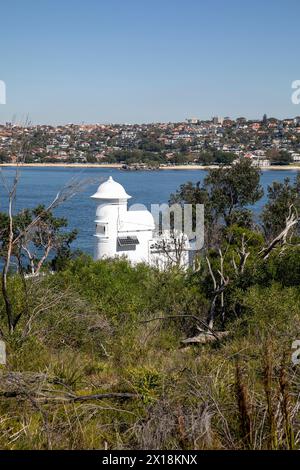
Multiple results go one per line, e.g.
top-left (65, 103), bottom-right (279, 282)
top-left (0, 390), bottom-right (139, 401)
top-left (73, 392), bottom-right (138, 402)
top-left (0, 371), bottom-right (138, 402)
top-left (181, 331), bottom-right (230, 345)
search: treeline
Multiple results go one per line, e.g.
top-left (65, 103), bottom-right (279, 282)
top-left (105, 148), bottom-right (237, 166)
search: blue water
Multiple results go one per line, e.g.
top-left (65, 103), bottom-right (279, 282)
top-left (0, 167), bottom-right (298, 255)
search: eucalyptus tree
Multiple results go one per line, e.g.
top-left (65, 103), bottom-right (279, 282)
top-left (261, 174), bottom-right (300, 240)
top-left (0, 127), bottom-right (93, 335)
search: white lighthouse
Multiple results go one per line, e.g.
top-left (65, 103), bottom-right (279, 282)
top-left (91, 176), bottom-right (191, 268)
top-left (91, 176), bottom-right (155, 264)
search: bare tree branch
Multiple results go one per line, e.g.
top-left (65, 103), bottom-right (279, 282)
top-left (259, 205), bottom-right (299, 260)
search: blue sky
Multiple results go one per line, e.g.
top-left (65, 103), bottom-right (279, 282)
top-left (0, 0), bottom-right (300, 124)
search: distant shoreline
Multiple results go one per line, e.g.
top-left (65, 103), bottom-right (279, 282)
top-left (0, 162), bottom-right (299, 171)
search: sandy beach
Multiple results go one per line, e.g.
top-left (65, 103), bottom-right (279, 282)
top-left (0, 162), bottom-right (299, 171)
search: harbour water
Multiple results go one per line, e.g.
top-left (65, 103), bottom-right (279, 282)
top-left (0, 167), bottom-right (298, 256)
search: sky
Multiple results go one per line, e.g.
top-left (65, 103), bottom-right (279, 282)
top-left (0, 0), bottom-right (300, 124)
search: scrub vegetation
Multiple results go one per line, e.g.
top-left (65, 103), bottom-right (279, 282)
top-left (0, 159), bottom-right (300, 450)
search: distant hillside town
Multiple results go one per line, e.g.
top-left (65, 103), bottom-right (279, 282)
top-left (1, 115), bottom-right (300, 167)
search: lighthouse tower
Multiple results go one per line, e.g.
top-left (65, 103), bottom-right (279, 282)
top-left (91, 176), bottom-right (155, 264)
top-left (91, 176), bottom-right (131, 260)
top-left (91, 176), bottom-right (191, 268)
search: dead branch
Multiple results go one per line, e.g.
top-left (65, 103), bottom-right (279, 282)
top-left (0, 391), bottom-right (138, 402)
top-left (206, 253), bottom-right (229, 330)
top-left (12, 177), bottom-right (92, 248)
top-left (1, 155), bottom-right (94, 333)
top-left (72, 393), bottom-right (138, 402)
top-left (139, 314), bottom-right (220, 340)
top-left (2, 169), bottom-right (20, 333)
top-left (151, 230), bottom-right (188, 268)
top-left (206, 256), bottom-right (217, 290)
top-left (259, 205), bottom-right (299, 260)
top-left (181, 331), bottom-right (230, 345)
top-left (232, 233), bottom-right (250, 275)
top-left (0, 371), bottom-right (138, 403)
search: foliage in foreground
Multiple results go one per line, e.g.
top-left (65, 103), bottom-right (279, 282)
top-left (0, 160), bottom-right (299, 449)
top-left (0, 256), bottom-right (300, 450)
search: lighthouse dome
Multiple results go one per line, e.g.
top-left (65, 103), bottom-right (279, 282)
top-left (91, 176), bottom-right (131, 200)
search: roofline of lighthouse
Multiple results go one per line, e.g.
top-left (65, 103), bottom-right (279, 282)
top-left (90, 176), bottom-right (132, 200)
top-left (91, 194), bottom-right (132, 200)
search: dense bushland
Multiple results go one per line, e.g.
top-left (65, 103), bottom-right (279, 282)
top-left (0, 160), bottom-right (300, 450)
top-left (0, 254), bottom-right (299, 450)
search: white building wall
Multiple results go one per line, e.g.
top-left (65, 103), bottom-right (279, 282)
top-left (91, 177), bottom-right (190, 269)
top-left (94, 199), bottom-right (127, 260)
top-left (116, 229), bottom-right (153, 264)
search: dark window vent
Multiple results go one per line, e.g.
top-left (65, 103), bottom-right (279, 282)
top-left (117, 236), bottom-right (139, 247)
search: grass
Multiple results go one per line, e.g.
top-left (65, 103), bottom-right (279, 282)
top-left (0, 258), bottom-right (299, 450)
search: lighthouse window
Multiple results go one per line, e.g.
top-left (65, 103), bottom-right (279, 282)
top-left (117, 236), bottom-right (139, 247)
top-left (97, 225), bottom-right (106, 235)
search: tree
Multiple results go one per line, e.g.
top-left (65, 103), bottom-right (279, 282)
top-left (197, 151), bottom-right (214, 165)
top-left (169, 153), bottom-right (188, 165)
top-left (0, 151), bottom-right (9, 163)
top-left (261, 174), bottom-right (300, 239)
top-left (86, 152), bottom-right (97, 163)
top-left (150, 231), bottom-right (189, 269)
top-left (0, 144), bottom-right (91, 334)
top-left (198, 203), bottom-right (300, 335)
top-left (169, 180), bottom-right (214, 244)
top-left (259, 205), bottom-right (299, 260)
top-left (203, 158), bottom-right (263, 227)
top-left (213, 150), bottom-right (236, 165)
top-left (169, 159), bottom-right (263, 249)
top-left (0, 205), bottom-right (78, 276)
top-left (269, 150), bottom-right (292, 165)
